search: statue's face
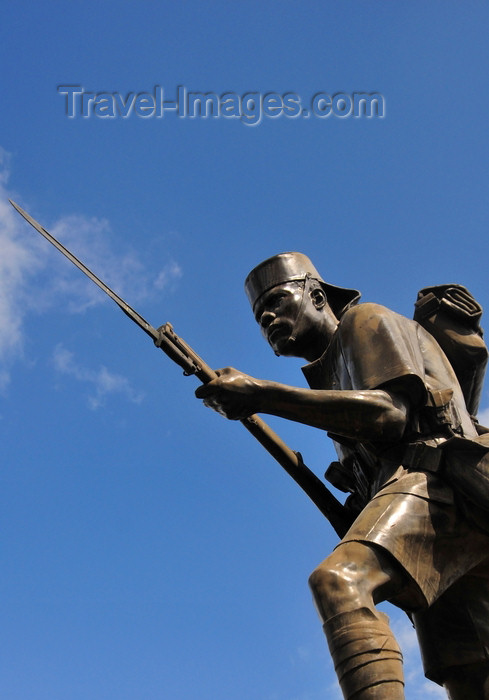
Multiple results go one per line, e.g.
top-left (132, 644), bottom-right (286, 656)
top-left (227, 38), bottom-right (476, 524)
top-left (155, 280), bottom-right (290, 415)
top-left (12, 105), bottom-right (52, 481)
top-left (254, 281), bottom-right (303, 354)
top-left (254, 281), bottom-right (336, 359)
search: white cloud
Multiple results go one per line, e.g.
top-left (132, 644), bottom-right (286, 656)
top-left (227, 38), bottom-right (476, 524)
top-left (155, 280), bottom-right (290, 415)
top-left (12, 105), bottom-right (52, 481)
top-left (43, 214), bottom-right (182, 314)
top-left (421, 680), bottom-right (447, 697)
top-left (0, 151), bottom-right (45, 388)
top-left (53, 344), bottom-right (144, 409)
top-left (477, 404), bottom-right (489, 428)
top-left (154, 260), bottom-right (182, 291)
top-left (0, 147), bottom-right (182, 391)
top-left (48, 214), bottom-right (145, 313)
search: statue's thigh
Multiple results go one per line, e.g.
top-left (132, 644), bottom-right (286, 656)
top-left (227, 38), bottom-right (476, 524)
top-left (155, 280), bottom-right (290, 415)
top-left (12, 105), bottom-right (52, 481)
top-left (413, 562), bottom-right (489, 687)
top-left (341, 490), bottom-right (489, 609)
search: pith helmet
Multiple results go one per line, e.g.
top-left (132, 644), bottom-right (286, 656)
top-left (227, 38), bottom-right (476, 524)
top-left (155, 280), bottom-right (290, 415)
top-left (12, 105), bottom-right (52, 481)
top-left (245, 252), bottom-right (361, 319)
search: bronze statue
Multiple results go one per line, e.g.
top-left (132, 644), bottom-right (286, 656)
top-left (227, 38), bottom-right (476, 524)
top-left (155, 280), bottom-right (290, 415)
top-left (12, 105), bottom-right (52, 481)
top-left (10, 202), bottom-right (489, 698)
top-left (195, 252), bottom-right (489, 700)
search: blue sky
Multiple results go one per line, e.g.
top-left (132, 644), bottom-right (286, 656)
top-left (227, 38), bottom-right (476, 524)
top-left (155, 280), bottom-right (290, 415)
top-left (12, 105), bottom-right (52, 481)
top-left (1, 2), bottom-right (488, 698)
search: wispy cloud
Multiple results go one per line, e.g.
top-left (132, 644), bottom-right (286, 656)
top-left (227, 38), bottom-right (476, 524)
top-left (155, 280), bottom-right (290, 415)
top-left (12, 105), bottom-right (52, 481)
top-left (53, 343), bottom-right (144, 409)
top-left (0, 146), bottom-right (182, 392)
top-left (47, 216), bottom-right (181, 313)
top-left (0, 149), bottom-right (44, 390)
top-left (154, 260), bottom-right (182, 292)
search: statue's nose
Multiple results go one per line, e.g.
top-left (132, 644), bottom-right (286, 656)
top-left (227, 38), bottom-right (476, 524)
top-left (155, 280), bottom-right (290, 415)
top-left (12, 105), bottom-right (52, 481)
top-left (260, 310), bottom-right (275, 329)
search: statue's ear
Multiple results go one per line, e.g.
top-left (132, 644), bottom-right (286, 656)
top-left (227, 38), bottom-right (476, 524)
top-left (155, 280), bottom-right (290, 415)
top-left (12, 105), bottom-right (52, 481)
top-left (310, 288), bottom-right (326, 310)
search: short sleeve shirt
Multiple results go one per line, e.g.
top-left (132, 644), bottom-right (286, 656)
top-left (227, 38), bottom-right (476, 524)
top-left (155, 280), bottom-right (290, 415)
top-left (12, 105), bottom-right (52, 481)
top-left (301, 303), bottom-right (476, 501)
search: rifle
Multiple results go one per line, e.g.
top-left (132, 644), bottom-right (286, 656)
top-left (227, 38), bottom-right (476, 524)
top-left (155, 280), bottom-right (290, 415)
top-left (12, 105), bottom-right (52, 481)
top-left (10, 199), bottom-right (350, 537)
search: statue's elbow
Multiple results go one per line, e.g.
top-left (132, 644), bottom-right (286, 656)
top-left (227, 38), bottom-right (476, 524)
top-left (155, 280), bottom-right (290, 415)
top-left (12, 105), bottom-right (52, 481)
top-left (372, 389), bottom-right (409, 441)
top-left (379, 405), bottom-right (408, 441)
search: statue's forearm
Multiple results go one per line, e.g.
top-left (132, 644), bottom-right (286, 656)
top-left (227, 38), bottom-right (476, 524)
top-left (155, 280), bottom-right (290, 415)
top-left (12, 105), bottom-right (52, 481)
top-left (254, 381), bottom-right (408, 441)
top-left (195, 368), bottom-right (409, 440)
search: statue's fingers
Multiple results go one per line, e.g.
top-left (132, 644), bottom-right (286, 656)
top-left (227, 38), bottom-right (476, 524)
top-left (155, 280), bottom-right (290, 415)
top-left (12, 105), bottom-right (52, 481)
top-left (195, 383), bottom-right (214, 399)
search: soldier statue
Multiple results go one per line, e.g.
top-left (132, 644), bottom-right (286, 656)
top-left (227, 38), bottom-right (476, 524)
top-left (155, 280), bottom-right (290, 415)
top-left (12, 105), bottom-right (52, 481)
top-left (196, 252), bottom-right (489, 699)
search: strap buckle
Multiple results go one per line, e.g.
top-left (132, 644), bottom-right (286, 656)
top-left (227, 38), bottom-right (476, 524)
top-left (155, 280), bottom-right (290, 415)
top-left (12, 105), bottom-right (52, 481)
top-left (403, 442), bottom-right (443, 473)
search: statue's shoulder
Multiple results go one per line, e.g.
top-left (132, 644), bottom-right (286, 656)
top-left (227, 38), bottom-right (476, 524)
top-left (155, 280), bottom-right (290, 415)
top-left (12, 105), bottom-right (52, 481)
top-left (336, 303), bottom-right (415, 354)
top-left (339, 302), bottom-right (401, 332)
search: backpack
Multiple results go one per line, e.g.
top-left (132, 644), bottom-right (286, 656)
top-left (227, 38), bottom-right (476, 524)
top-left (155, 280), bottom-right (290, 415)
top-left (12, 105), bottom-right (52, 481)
top-left (414, 285), bottom-right (489, 527)
top-left (413, 284), bottom-right (488, 417)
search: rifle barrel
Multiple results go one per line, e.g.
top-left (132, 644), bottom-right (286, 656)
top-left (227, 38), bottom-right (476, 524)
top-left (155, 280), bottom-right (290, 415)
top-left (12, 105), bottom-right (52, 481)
top-left (10, 199), bottom-right (348, 535)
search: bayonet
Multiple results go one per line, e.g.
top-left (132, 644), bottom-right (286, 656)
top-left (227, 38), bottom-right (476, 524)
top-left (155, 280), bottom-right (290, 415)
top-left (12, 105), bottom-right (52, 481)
top-left (10, 199), bottom-right (349, 536)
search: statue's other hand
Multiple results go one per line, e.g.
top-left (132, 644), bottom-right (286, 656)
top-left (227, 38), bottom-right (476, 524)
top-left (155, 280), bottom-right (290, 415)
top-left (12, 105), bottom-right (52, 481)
top-left (195, 367), bottom-right (261, 420)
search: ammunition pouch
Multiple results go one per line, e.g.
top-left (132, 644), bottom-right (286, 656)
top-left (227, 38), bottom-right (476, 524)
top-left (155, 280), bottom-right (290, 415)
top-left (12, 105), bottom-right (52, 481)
top-left (441, 434), bottom-right (489, 514)
top-left (401, 442), bottom-right (444, 473)
top-left (395, 434), bottom-right (489, 533)
top-left (325, 460), bottom-right (355, 493)
top-left (420, 388), bottom-right (461, 436)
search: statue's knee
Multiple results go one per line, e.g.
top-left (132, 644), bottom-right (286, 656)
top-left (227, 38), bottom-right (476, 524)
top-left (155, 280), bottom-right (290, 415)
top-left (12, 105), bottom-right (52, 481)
top-left (309, 563), bottom-right (332, 597)
top-left (309, 560), bottom-right (351, 607)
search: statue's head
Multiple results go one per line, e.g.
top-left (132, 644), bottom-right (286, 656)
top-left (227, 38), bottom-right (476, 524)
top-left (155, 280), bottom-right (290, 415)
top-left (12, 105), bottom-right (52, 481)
top-left (245, 252), bottom-right (360, 360)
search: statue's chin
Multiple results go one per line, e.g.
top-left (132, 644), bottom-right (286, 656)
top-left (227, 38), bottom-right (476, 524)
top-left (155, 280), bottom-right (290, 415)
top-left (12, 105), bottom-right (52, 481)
top-left (271, 335), bottom-right (299, 358)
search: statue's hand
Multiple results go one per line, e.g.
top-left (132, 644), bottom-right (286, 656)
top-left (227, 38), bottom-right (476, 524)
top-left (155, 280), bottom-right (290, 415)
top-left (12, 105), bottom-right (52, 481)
top-left (195, 367), bottom-right (261, 420)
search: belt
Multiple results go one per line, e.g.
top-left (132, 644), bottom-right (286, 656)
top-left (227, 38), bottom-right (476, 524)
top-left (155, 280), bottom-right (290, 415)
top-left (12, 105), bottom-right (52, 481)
top-left (383, 442), bottom-right (444, 473)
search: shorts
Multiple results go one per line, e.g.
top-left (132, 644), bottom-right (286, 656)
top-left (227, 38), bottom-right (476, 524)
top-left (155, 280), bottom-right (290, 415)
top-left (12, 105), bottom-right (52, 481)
top-left (337, 467), bottom-right (489, 682)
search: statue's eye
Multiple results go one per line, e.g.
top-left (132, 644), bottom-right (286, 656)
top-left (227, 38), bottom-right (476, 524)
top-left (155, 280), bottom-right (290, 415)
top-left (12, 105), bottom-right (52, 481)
top-left (270, 293), bottom-right (286, 307)
top-left (255, 291), bottom-right (289, 321)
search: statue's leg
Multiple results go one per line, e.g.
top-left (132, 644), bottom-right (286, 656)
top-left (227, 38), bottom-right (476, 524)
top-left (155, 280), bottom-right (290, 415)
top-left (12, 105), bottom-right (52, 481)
top-left (412, 560), bottom-right (489, 697)
top-left (309, 541), bottom-right (407, 700)
top-left (443, 661), bottom-right (489, 699)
